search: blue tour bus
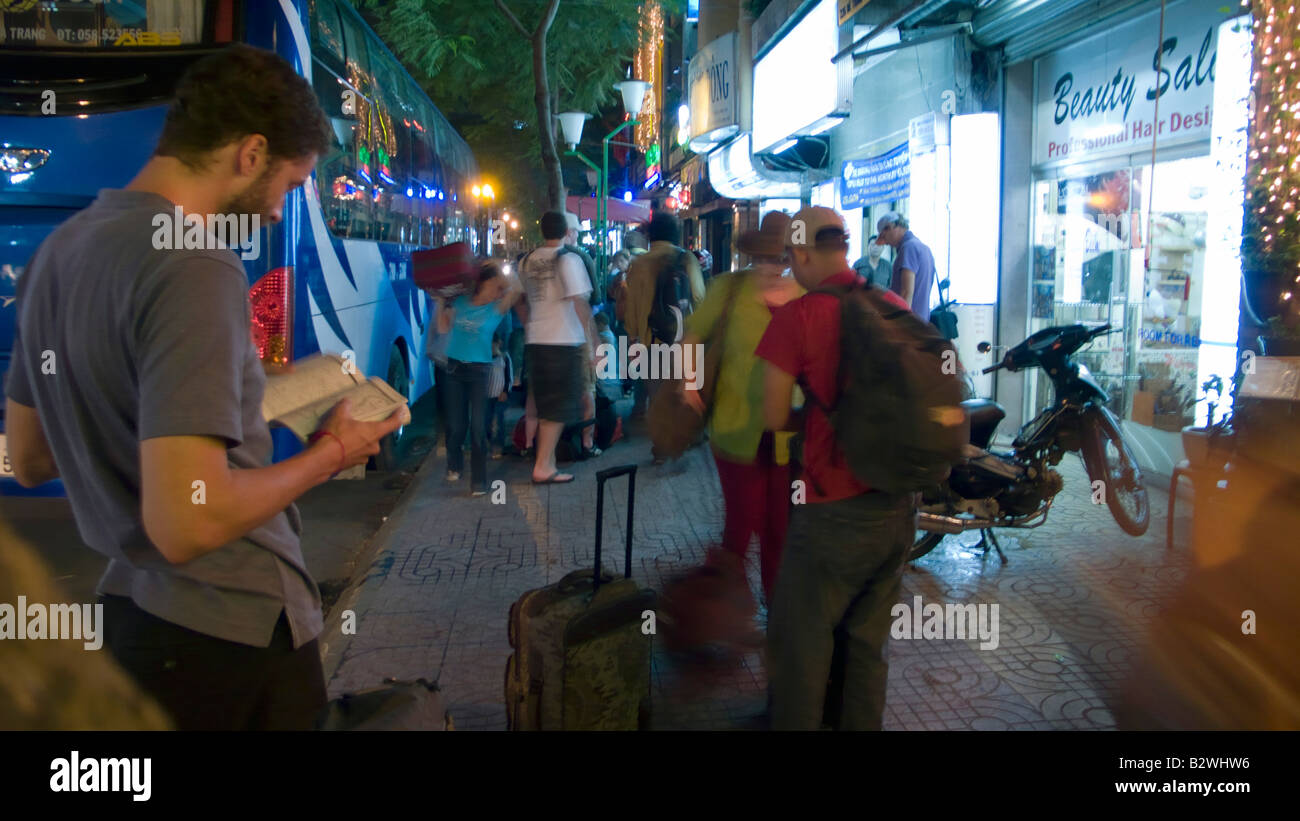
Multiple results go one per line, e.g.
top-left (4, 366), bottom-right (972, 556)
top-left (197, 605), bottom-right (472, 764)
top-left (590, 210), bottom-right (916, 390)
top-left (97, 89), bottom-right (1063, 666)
top-left (0, 0), bottom-right (478, 494)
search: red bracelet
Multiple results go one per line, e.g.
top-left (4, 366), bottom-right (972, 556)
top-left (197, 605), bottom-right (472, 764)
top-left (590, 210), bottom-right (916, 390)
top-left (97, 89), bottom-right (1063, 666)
top-left (310, 430), bottom-right (347, 476)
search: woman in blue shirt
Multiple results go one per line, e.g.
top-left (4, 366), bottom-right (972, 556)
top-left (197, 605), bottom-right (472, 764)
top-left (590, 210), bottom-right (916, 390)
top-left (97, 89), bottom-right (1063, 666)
top-left (436, 262), bottom-right (520, 495)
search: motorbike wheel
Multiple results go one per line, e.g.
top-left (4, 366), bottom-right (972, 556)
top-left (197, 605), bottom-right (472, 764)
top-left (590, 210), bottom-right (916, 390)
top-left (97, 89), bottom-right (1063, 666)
top-left (1080, 406), bottom-right (1150, 536)
top-left (910, 531), bottom-right (945, 561)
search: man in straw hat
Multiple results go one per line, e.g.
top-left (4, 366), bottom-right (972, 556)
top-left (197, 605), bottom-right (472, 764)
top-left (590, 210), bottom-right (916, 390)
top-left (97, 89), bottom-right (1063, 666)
top-left (755, 206), bottom-right (915, 730)
top-left (676, 210), bottom-right (801, 610)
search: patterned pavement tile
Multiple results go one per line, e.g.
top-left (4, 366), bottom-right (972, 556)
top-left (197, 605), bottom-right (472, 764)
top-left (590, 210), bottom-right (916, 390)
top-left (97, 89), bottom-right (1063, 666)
top-left (321, 420), bottom-right (1190, 731)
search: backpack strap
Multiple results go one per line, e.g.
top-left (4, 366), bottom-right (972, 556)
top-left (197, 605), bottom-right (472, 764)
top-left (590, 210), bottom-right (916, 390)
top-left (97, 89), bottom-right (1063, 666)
top-left (658, 247), bottom-right (689, 282)
top-left (796, 277), bottom-right (864, 413)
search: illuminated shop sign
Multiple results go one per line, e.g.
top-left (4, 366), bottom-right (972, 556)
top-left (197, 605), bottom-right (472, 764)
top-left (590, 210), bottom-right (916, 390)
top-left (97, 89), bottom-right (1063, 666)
top-left (687, 32), bottom-right (740, 152)
top-left (752, 0), bottom-right (838, 153)
top-left (1033, 0), bottom-right (1235, 165)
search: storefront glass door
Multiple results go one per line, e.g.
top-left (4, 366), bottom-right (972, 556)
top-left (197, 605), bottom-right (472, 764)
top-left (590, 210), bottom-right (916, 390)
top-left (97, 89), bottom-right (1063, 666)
top-left (1028, 149), bottom-right (1216, 472)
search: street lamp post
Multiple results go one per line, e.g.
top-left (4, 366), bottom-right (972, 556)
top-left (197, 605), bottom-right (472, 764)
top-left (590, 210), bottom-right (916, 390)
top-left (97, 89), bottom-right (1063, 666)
top-left (558, 79), bottom-right (649, 286)
top-left (471, 183), bottom-right (497, 256)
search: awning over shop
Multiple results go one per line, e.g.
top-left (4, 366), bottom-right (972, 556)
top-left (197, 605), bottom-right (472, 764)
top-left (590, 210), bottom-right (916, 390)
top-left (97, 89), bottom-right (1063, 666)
top-left (565, 195), bottom-right (652, 225)
top-left (707, 134), bottom-right (801, 200)
top-left (973, 0), bottom-right (1156, 64)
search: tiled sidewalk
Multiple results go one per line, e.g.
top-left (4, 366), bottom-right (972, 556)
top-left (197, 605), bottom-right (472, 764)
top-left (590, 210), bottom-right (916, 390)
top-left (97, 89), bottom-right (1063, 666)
top-left (319, 425), bottom-right (1189, 730)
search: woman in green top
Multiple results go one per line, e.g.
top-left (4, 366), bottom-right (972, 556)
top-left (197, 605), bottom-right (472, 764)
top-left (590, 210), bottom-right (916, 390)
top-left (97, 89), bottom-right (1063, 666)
top-left (682, 212), bottom-right (802, 603)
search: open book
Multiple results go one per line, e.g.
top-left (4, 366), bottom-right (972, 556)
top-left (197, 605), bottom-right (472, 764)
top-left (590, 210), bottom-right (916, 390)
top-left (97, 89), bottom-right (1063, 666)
top-left (262, 354), bottom-right (410, 442)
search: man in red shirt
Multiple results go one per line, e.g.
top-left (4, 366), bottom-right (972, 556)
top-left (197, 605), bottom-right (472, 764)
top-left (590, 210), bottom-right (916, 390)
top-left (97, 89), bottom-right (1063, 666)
top-left (755, 206), bottom-right (916, 730)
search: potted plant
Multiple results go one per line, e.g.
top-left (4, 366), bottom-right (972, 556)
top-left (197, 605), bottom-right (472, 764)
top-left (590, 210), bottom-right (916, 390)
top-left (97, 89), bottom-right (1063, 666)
top-left (1181, 374), bottom-right (1236, 469)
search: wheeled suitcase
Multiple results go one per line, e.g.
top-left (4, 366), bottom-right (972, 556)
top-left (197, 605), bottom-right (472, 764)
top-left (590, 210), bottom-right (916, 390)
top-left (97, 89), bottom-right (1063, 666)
top-left (505, 465), bottom-right (655, 730)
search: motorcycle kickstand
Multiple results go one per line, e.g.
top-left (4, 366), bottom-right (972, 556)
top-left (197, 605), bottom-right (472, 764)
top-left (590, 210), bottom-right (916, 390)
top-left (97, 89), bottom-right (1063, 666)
top-left (976, 529), bottom-right (1008, 564)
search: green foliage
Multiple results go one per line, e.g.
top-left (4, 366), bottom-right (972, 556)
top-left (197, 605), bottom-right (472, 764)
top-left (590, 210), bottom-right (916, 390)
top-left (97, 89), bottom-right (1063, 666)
top-left (356, 0), bottom-right (658, 215)
top-left (358, 0), bottom-right (482, 77)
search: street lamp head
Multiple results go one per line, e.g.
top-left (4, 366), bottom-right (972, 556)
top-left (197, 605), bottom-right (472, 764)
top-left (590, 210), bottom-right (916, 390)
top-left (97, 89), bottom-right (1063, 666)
top-left (557, 111), bottom-right (591, 149)
top-left (483, 183), bottom-right (495, 200)
top-left (472, 184), bottom-right (481, 197)
top-left (615, 79), bottom-right (650, 117)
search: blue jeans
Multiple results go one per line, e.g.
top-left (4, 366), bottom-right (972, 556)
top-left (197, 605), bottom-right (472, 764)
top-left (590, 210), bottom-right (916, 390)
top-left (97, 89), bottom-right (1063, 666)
top-left (768, 491), bottom-right (916, 730)
top-left (443, 359), bottom-right (490, 491)
top-left (431, 361), bottom-right (450, 448)
top-left (485, 397), bottom-right (507, 447)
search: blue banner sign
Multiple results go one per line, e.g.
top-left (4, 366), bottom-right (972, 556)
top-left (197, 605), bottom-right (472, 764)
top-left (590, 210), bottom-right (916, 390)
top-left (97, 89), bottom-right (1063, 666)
top-left (840, 143), bottom-right (910, 209)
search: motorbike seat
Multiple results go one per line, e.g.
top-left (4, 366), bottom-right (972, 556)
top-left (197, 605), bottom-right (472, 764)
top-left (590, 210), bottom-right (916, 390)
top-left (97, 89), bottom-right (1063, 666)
top-left (961, 398), bottom-right (1006, 450)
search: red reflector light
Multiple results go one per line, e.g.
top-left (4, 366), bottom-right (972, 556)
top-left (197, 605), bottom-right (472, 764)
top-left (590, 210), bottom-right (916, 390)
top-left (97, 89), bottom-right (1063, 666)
top-left (250, 267), bottom-right (293, 366)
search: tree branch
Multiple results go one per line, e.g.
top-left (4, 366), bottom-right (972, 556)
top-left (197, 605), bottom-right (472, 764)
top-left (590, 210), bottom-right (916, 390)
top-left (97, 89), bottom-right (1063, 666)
top-left (535, 0), bottom-right (561, 42)
top-left (493, 0), bottom-right (529, 39)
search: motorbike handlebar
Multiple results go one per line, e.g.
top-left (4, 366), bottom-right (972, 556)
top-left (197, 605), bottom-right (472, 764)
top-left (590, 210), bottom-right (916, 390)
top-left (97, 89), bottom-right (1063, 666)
top-left (982, 362), bottom-right (1003, 375)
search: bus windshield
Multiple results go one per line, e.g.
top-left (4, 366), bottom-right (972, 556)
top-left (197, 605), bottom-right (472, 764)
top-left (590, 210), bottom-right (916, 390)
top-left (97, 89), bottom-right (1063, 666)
top-left (0, 1), bottom-right (228, 50)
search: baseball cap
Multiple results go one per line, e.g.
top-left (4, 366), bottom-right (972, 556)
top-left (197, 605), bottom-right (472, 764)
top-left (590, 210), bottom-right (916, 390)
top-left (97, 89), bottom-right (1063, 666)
top-left (876, 211), bottom-right (906, 233)
top-left (564, 212), bottom-right (581, 232)
top-left (785, 206), bottom-right (848, 249)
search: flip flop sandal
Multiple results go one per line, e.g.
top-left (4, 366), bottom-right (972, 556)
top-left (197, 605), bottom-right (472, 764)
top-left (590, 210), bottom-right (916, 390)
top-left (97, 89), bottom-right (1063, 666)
top-left (531, 472), bottom-right (575, 485)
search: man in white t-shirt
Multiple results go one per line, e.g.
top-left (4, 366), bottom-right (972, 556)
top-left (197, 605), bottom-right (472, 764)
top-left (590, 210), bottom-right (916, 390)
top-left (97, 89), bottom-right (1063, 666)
top-left (516, 211), bottom-right (597, 484)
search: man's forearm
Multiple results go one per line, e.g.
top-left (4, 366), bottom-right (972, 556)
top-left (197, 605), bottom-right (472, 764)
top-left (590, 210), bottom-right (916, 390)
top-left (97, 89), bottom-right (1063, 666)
top-left (573, 297), bottom-right (597, 349)
top-left (4, 399), bottom-right (59, 487)
top-left (218, 443), bottom-right (339, 540)
top-left (898, 269), bottom-right (916, 304)
top-left (146, 440), bottom-right (338, 563)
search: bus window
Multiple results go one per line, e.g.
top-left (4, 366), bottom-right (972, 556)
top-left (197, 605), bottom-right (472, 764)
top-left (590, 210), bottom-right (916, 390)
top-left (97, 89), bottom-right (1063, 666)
top-left (338, 11), bottom-right (376, 239)
top-left (409, 108), bottom-right (440, 247)
top-left (371, 51), bottom-right (410, 245)
top-left (309, 0), bottom-right (345, 74)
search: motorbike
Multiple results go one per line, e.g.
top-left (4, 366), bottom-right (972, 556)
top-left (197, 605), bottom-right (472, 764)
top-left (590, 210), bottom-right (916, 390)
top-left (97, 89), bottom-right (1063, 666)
top-left (912, 322), bottom-right (1150, 562)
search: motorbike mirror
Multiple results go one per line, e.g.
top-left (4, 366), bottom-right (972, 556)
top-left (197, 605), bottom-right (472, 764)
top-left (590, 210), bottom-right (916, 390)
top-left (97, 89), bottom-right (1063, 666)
top-left (976, 341), bottom-right (992, 354)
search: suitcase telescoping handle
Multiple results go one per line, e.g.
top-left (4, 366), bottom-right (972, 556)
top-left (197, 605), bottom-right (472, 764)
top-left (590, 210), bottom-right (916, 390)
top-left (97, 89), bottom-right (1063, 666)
top-left (593, 465), bottom-right (637, 593)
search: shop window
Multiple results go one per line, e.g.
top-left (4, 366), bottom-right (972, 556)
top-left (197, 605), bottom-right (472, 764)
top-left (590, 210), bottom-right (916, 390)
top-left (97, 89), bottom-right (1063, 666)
top-left (1027, 155), bottom-right (1215, 430)
top-left (1131, 157), bottom-right (1212, 433)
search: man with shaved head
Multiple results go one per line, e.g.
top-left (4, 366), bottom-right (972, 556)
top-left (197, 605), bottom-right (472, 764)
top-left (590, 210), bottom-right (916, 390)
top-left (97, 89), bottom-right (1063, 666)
top-left (756, 207), bottom-right (916, 731)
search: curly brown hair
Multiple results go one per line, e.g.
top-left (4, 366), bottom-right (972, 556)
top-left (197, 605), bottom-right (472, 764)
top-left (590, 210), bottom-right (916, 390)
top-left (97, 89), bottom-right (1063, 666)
top-left (155, 44), bottom-right (332, 170)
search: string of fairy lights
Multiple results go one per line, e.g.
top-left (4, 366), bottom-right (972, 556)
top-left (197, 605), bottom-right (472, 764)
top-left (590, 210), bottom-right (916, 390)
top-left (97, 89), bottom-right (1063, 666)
top-left (1247, 0), bottom-right (1300, 313)
top-left (634, 2), bottom-right (662, 152)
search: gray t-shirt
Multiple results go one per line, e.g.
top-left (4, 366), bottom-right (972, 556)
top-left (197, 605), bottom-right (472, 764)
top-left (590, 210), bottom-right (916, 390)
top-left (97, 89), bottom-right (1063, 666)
top-left (891, 231), bottom-right (936, 322)
top-left (4, 189), bottom-right (321, 648)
